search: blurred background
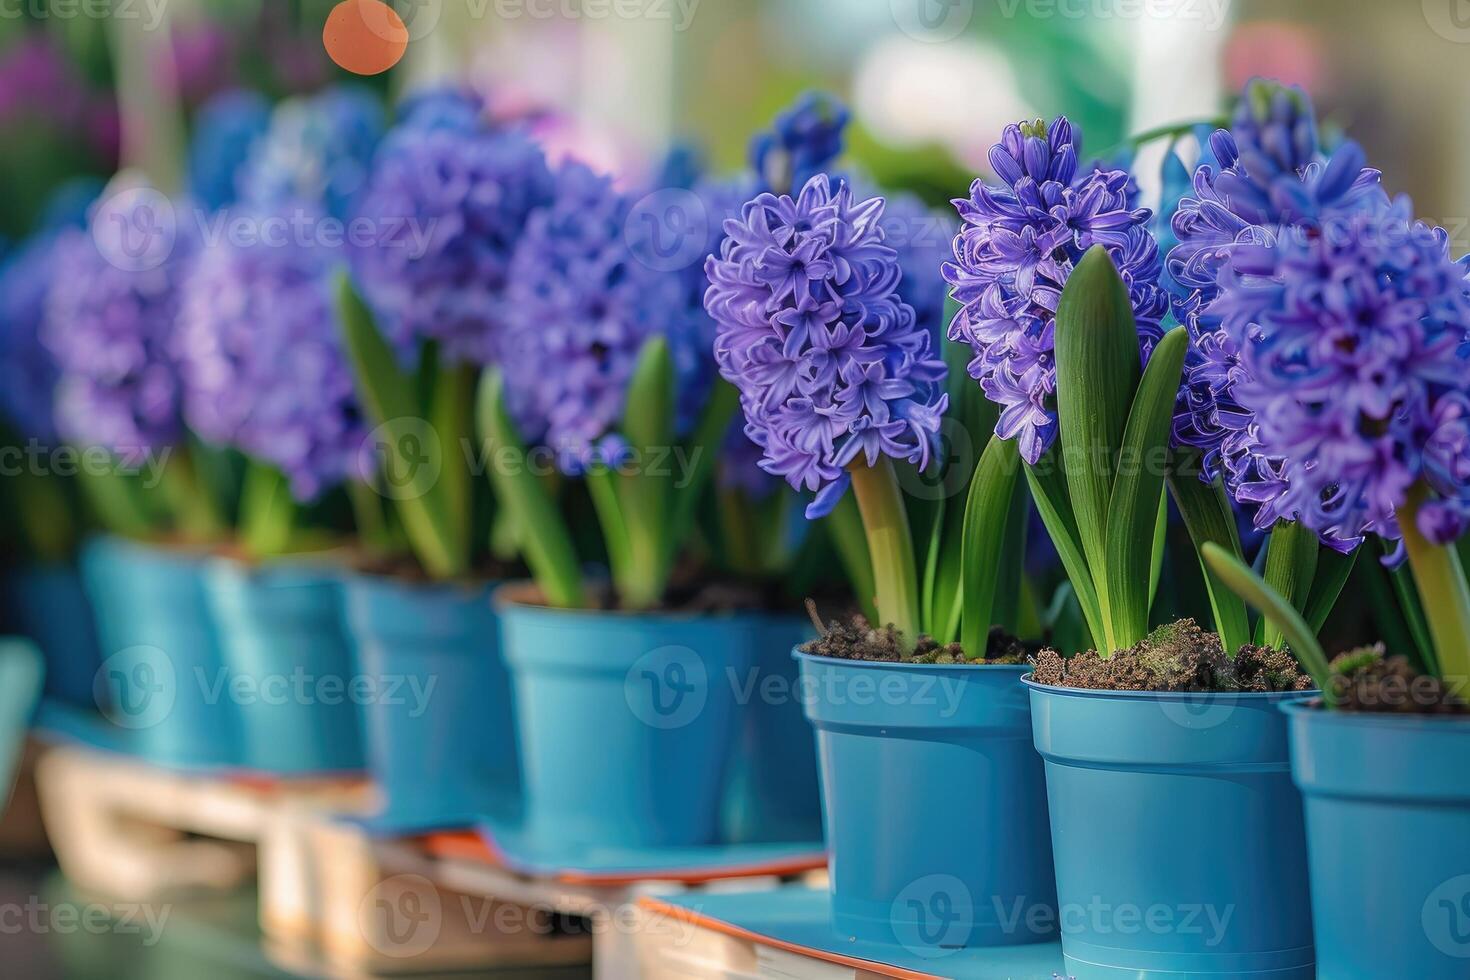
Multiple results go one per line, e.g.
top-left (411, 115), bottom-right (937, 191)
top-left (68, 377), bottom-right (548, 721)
top-left (4, 0), bottom-right (1470, 235)
top-left (1, 0), bottom-right (1466, 976)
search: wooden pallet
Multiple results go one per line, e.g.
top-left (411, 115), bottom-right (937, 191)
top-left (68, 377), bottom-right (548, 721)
top-left (258, 805), bottom-right (828, 978)
top-left (33, 741), bottom-right (375, 902)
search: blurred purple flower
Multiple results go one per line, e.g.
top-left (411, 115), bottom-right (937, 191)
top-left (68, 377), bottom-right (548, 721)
top-left (501, 161), bottom-right (710, 470)
top-left (43, 184), bottom-right (193, 461)
top-left (1215, 195), bottom-right (1470, 550)
top-left (944, 117), bottom-right (1168, 464)
top-left (176, 202), bottom-right (363, 501)
top-left (351, 91), bottom-right (553, 364)
top-left (706, 173), bottom-right (948, 518)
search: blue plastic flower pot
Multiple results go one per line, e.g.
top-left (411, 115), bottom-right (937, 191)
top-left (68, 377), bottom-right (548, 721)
top-left (798, 651), bottom-right (1056, 951)
top-left (205, 559), bottom-right (364, 775)
top-left (79, 536), bottom-right (240, 769)
top-left (1284, 701), bottom-right (1470, 978)
top-left (342, 574), bottom-right (518, 825)
top-left (722, 615), bottom-right (822, 844)
top-left (497, 591), bottom-right (755, 849)
top-left (9, 563), bottom-right (102, 707)
top-left (1026, 680), bottom-right (1315, 979)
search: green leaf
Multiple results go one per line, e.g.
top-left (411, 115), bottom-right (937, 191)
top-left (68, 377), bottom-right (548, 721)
top-left (920, 492), bottom-right (947, 639)
top-left (1202, 543), bottom-right (1334, 703)
top-left (336, 273), bottom-right (463, 578)
top-left (1167, 458), bottom-right (1251, 655)
top-left (1024, 452), bottom-right (1105, 647)
top-left (586, 466), bottom-right (631, 591)
top-left (1103, 326), bottom-right (1187, 650)
top-left (239, 461), bottom-right (296, 558)
top-left (429, 362), bottom-right (476, 571)
top-left (825, 491), bottom-right (878, 626)
top-left (1259, 520), bottom-right (1320, 647)
top-left (1303, 546), bottom-right (1359, 634)
top-left (960, 436), bottom-right (1022, 658)
top-left (617, 336), bottom-right (676, 608)
top-left (476, 371), bottom-right (585, 608)
top-left (1148, 488), bottom-right (1168, 612)
top-left (1054, 245), bottom-right (1145, 649)
top-left (993, 474), bottom-right (1030, 633)
top-left (667, 379), bottom-right (739, 579)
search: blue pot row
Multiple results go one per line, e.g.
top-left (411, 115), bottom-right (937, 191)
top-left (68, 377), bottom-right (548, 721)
top-left (796, 650), bottom-right (1470, 978)
top-left (37, 535), bottom-right (821, 848)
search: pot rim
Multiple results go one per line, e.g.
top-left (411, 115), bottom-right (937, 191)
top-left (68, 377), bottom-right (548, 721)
top-left (1022, 673), bottom-right (1319, 703)
top-left (1281, 696), bottom-right (1470, 730)
top-left (792, 647), bottom-right (1031, 673)
top-left (492, 580), bottom-right (752, 624)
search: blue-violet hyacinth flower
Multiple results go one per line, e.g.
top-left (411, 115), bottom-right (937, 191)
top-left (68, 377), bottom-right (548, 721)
top-left (240, 85), bottom-right (384, 221)
top-left (943, 116), bottom-right (1169, 464)
top-left (1169, 81), bottom-right (1387, 536)
top-left (706, 173), bottom-right (948, 518)
top-left (749, 92), bottom-right (850, 195)
top-left (0, 233), bottom-right (64, 442)
top-left (351, 94), bottom-right (553, 364)
top-left (1213, 194), bottom-right (1470, 551)
top-left (501, 161), bottom-right (712, 470)
top-left (176, 202), bottom-right (364, 501)
top-left (187, 89), bottom-right (272, 213)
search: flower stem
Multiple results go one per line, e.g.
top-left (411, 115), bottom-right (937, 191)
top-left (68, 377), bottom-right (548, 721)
top-left (848, 458), bottom-right (921, 652)
top-left (1399, 481), bottom-right (1470, 697)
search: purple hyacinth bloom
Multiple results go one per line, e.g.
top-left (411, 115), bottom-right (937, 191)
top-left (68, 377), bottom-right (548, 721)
top-left (176, 203), bottom-right (364, 501)
top-left (500, 161), bottom-right (710, 470)
top-left (749, 92), bottom-right (850, 195)
top-left (43, 185), bottom-right (193, 461)
top-left (706, 173), bottom-right (948, 518)
top-left (1213, 194), bottom-right (1470, 550)
top-left (1169, 82), bottom-right (1388, 535)
top-left (241, 85), bottom-right (384, 221)
top-left (0, 233), bottom-right (63, 441)
top-left (943, 117), bottom-right (1168, 464)
top-left (351, 97), bottom-right (553, 365)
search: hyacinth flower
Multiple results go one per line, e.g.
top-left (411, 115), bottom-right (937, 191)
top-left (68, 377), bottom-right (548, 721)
top-left (337, 87), bottom-right (553, 580)
top-left (474, 159), bottom-right (737, 610)
top-left (176, 201), bottom-right (366, 557)
top-left (703, 172), bottom-right (1028, 655)
top-left (1166, 80), bottom-right (1386, 654)
top-left (41, 176), bottom-right (225, 541)
top-left (1191, 192), bottom-right (1470, 699)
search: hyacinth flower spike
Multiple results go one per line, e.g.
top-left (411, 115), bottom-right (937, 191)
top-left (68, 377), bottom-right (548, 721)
top-left (1195, 193), bottom-right (1470, 696)
top-left (1165, 80), bottom-right (1382, 655)
top-left (469, 159), bottom-right (737, 611)
top-left (706, 173), bottom-right (1022, 655)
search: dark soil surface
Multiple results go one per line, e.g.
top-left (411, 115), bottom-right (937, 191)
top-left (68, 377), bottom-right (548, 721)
top-left (1029, 618), bottom-right (1312, 692)
top-left (1327, 646), bottom-right (1468, 714)
top-left (799, 604), bottom-right (1026, 664)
